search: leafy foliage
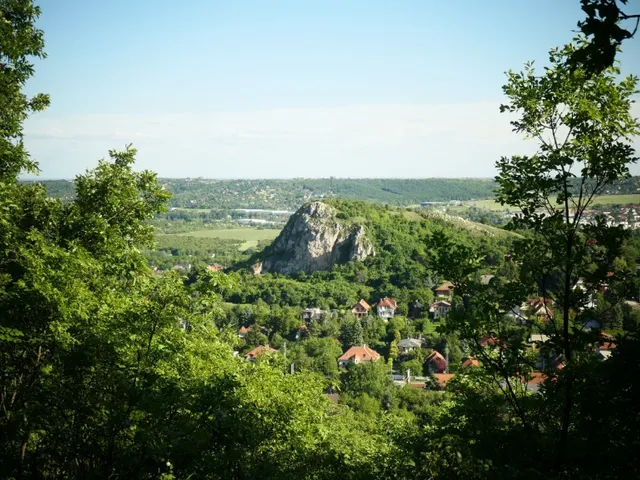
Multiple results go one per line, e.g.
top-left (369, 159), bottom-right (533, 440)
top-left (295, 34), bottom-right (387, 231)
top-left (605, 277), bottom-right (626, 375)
top-left (431, 38), bottom-right (640, 477)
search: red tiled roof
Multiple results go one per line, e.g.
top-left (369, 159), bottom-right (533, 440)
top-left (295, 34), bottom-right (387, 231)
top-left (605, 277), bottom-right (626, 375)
top-left (377, 297), bottom-right (397, 308)
top-left (526, 298), bottom-right (555, 319)
top-left (462, 357), bottom-right (480, 368)
top-left (479, 335), bottom-right (499, 347)
top-left (239, 326), bottom-right (252, 335)
top-left (426, 350), bottom-right (446, 362)
top-left (207, 264), bottom-right (223, 271)
top-left (433, 373), bottom-right (454, 389)
top-left (527, 372), bottom-right (546, 385)
top-left (550, 355), bottom-right (566, 370)
top-left (352, 299), bottom-right (371, 311)
top-left (599, 342), bottom-right (616, 351)
top-left (244, 345), bottom-right (278, 359)
top-left (526, 297), bottom-right (555, 307)
top-left (338, 345), bottom-right (380, 362)
top-left (435, 281), bottom-right (454, 292)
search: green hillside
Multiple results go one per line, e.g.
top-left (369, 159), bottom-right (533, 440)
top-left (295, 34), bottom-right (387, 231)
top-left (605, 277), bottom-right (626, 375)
top-left (228, 199), bottom-right (516, 309)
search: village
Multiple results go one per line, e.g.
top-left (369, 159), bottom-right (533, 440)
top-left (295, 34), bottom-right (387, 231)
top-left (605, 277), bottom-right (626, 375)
top-left (233, 279), bottom-right (627, 396)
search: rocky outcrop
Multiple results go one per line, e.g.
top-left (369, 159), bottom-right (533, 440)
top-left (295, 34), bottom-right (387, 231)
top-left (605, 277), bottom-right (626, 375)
top-left (260, 201), bottom-right (374, 275)
top-left (249, 262), bottom-right (263, 275)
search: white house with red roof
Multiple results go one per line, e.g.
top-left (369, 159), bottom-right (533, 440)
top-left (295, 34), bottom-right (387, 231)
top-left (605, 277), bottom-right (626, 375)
top-left (376, 297), bottom-right (397, 320)
top-left (338, 345), bottom-right (381, 369)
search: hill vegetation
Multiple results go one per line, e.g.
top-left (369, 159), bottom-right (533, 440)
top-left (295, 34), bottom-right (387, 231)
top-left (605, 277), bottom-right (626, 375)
top-left (31, 176), bottom-right (640, 210)
top-left (3, 3), bottom-right (640, 480)
top-left (228, 199), bottom-right (516, 309)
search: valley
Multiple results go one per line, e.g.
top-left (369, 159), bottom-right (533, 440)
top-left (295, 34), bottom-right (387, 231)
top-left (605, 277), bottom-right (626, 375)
top-left (5, 1), bottom-right (640, 477)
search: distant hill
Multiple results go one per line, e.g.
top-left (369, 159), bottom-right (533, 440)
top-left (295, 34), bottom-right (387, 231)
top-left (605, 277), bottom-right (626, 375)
top-left (28, 176), bottom-right (640, 211)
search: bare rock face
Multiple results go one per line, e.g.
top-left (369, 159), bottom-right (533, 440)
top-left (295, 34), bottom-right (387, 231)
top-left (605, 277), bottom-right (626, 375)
top-left (249, 262), bottom-right (263, 275)
top-left (261, 201), bottom-right (374, 275)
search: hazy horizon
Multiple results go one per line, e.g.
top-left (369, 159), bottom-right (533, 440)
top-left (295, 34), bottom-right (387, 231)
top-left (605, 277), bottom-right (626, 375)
top-left (30, 175), bottom-right (499, 181)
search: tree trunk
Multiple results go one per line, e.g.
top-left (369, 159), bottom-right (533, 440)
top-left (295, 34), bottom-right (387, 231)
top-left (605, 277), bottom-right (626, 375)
top-left (557, 230), bottom-right (574, 468)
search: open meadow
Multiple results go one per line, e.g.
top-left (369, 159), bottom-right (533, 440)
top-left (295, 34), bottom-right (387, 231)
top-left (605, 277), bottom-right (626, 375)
top-left (470, 194), bottom-right (640, 211)
top-left (175, 227), bottom-right (281, 251)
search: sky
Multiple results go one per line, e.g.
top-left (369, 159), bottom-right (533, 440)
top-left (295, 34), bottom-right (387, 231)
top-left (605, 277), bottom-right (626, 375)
top-left (23, 0), bottom-right (640, 179)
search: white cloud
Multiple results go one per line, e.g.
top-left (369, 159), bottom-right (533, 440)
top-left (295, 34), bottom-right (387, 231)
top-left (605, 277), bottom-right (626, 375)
top-left (22, 103), bottom-right (640, 179)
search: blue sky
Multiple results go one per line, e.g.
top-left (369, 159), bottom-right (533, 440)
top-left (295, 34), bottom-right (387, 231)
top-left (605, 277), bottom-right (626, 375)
top-left (23, 0), bottom-right (640, 179)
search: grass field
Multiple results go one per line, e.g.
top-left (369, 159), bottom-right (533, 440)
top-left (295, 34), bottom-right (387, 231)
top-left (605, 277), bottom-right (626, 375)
top-left (587, 194), bottom-right (640, 205)
top-left (470, 194), bottom-right (640, 211)
top-left (169, 207), bottom-right (212, 213)
top-left (176, 228), bottom-right (281, 240)
top-left (176, 227), bottom-right (281, 251)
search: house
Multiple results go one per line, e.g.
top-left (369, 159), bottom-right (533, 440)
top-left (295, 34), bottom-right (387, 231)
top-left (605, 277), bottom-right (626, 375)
top-left (207, 263), bottom-right (224, 272)
top-left (376, 297), bottom-right (397, 320)
top-left (600, 332), bottom-right (614, 341)
top-left (461, 357), bottom-right (479, 368)
top-left (238, 325), bottom-right (252, 339)
top-left (430, 300), bottom-right (451, 320)
top-left (523, 297), bottom-right (555, 322)
top-left (479, 335), bottom-right (499, 347)
top-left (432, 373), bottom-right (455, 390)
top-left (425, 350), bottom-right (448, 374)
top-left (550, 355), bottom-right (566, 370)
top-left (434, 281), bottom-right (454, 299)
top-left (243, 345), bottom-right (278, 362)
top-left (597, 340), bottom-right (616, 361)
top-left (338, 345), bottom-right (381, 368)
top-left (526, 372), bottom-right (546, 394)
top-left (397, 338), bottom-right (422, 354)
top-left (351, 299), bottom-right (371, 319)
top-left (302, 308), bottom-right (325, 322)
top-left (528, 334), bottom-right (550, 347)
top-left (172, 262), bottom-right (191, 273)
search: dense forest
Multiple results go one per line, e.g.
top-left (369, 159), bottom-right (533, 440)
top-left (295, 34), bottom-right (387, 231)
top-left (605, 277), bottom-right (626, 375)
top-left (2, 2), bottom-right (640, 480)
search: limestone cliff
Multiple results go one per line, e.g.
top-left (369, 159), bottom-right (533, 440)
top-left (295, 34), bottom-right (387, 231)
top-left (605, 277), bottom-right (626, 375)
top-left (259, 201), bottom-right (374, 275)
